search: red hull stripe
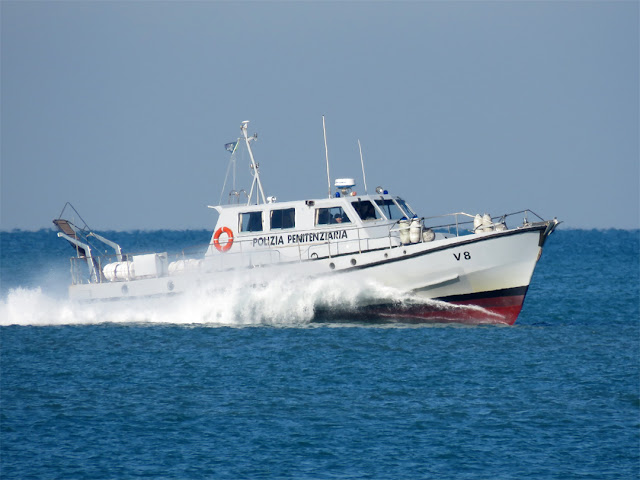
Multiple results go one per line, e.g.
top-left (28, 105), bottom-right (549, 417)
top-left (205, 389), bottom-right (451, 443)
top-left (358, 287), bottom-right (529, 325)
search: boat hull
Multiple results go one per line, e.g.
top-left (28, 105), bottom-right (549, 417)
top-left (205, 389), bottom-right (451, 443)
top-left (328, 286), bottom-right (528, 325)
top-left (313, 225), bottom-right (547, 324)
top-left (68, 224), bottom-right (552, 325)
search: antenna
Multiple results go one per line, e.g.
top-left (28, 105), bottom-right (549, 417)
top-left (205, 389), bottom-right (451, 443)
top-left (358, 139), bottom-right (368, 195)
top-left (241, 120), bottom-right (266, 205)
top-left (322, 115), bottom-right (331, 199)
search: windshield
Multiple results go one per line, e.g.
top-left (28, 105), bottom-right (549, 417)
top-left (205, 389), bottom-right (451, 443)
top-left (395, 198), bottom-right (416, 217)
top-left (375, 199), bottom-right (406, 220)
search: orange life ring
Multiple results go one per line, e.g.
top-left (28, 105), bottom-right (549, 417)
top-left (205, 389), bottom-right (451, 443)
top-left (213, 227), bottom-right (234, 252)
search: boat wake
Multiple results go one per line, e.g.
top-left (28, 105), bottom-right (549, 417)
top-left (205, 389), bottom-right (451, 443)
top-left (0, 275), bottom-right (503, 327)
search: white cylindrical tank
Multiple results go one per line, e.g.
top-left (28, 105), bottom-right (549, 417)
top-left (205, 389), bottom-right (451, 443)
top-left (474, 214), bottom-right (483, 233)
top-left (168, 259), bottom-right (202, 274)
top-left (482, 213), bottom-right (493, 232)
top-left (103, 261), bottom-right (134, 282)
top-left (399, 219), bottom-right (410, 245)
top-left (409, 218), bottom-right (422, 243)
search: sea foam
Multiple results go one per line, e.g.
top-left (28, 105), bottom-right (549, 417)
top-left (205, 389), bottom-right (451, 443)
top-left (0, 272), bottom-right (491, 327)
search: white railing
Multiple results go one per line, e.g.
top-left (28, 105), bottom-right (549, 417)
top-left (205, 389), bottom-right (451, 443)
top-left (67, 210), bottom-right (549, 285)
top-left (68, 222), bottom-right (401, 285)
top-left (422, 209), bottom-right (548, 237)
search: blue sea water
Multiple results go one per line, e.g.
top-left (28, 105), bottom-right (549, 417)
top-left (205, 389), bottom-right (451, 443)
top-left (1, 228), bottom-right (638, 479)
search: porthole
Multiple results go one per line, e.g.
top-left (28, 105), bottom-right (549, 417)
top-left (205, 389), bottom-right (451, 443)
top-left (329, 262), bottom-right (336, 270)
top-left (350, 258), bottom-right (357, 266)
top-left (121, 284), bottom-right (129, 295)
top-left (167, 281), bottom-right (175, 291)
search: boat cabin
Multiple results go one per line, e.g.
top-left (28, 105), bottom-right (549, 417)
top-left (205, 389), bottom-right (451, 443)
top-left (204, 193), bottom-right (417, 268)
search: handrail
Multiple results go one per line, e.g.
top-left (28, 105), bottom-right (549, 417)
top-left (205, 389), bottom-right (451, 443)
top-left (423, 209), bottom-right (546, 235)
top-left (65, 209), bottom-right (551, 285)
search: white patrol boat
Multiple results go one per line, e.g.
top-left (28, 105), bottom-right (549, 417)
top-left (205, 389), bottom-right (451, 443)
top-left (54, 120), bottom-right (559, 325)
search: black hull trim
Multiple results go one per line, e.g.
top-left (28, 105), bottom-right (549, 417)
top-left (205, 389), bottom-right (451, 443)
top-left (435, 285), bottom-right (529, 303)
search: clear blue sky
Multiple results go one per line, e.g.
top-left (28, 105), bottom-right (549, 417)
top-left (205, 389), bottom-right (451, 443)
top-left (2, 1), bottom-right (638, 231)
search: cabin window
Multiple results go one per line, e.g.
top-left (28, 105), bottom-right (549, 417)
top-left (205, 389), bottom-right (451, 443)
top-left (271, 208), bottom-right (296, 230)
top-left (240, 211), bottom-right (263, 232)
top-left (375, 199), bottom-right (406, 220)
top-left (316, 206), bottom-right (351, 225)
top-left (351, 200), bottom-right (380, 221)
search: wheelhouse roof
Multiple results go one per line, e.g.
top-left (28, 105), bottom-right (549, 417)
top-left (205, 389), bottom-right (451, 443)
top-left (209, 193), bottom-right (405, 213)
